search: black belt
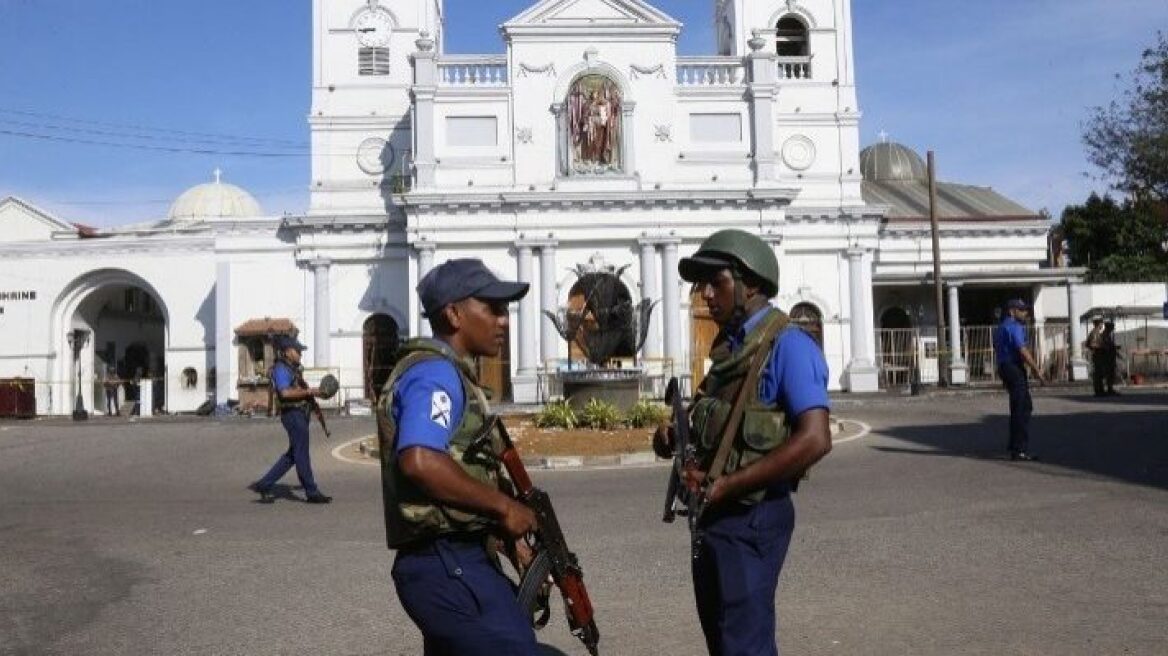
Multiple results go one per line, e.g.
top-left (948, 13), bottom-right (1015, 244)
top-left (396, 532), bottom-right (488, 555)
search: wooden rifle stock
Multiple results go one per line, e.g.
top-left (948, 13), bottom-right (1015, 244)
top-left (491, 417), bottom-right (600, 656)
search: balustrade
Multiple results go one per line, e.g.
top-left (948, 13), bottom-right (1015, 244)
top-left (436, 57), bottom-right (509, 87)
top-left (676, 58), bottom-right (747, 87)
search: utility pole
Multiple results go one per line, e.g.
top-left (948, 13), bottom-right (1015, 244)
top-left (928, 151), bottom-right (949, 386)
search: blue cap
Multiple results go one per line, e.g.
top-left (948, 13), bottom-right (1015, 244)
top-left (418, 258), bottom-right (529, 318)
top-left (273, 335), bottom-right (307, 352)
top-left (1006, 299), bottom-right (1029, 310)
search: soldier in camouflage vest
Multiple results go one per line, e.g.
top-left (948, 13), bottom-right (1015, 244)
top-left (655, 229), bottom-right (833, 656)
top-left (380, 258), bottom-right (540, 655)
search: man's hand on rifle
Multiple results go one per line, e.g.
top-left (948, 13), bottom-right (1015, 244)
top-left (499, 497), bottom-right (539, 538)
top-left (653, 422), bottom-right (675, 459)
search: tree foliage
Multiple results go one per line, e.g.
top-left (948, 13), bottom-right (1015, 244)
top-left (1083, 32), bottom-right (1168, 200)
top-left (1059, 194), bottom-right (1168, 282)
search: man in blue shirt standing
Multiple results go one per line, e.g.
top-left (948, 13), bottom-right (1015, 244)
top-left (654, 229), bottom-right (833, 656)
top-left (249, 335), bottom-right (332, 504)
top-left (378, 259), bottom-right (541, 655)
top-left (994, 299), bottom-right (1047, 461)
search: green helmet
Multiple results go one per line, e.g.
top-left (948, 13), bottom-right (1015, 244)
top-left (678, 229), bottom-right (779, 297)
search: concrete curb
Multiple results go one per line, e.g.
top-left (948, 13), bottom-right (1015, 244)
top-left (333, 419), bottom-right (870, 471)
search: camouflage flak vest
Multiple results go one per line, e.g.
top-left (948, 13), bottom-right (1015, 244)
top-left (690, 308), bottom-right (793, 505)
top-left (376, 338), bottom-right (504, 550)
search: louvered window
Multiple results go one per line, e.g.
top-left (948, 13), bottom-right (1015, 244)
top-left (359, 47), bottom-right (390, 76)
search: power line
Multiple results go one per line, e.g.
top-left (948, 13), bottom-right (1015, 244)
top-left (0, 129), bottom-right (307, 157)
top-left (0, 107), bottom-right (308, 147)
top-left (0, 117), bottom-right (308, 150)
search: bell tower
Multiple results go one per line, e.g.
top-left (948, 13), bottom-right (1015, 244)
top-left (309, 0), bottom-right (445, 214)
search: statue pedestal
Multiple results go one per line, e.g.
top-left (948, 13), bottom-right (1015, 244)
top-left (561, 369), bottom-right (642, 411)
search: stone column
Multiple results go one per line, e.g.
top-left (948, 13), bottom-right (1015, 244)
top-left (539, 243), bottom-right (559, 365)
top-left (638, 239), bottom-right (661, 360)
top-left (660, 240), bottom-right (682, 379)
top-left (620, 102), bottom-right (636, 175)
top-left (310, 258), bottom-right (332, 368)
top-left (513, 244), bottom-right (538, 403)
top-left (746, 36), bottom-right (779, 185)
top-left (214, 261), bottom-right (233, 408)
top-left (947, 283), bottom-right (968, 385)
top-left (411, 37), bottom-right (438, 189)
top-left (415, 243), bottom-right (436, 337)
top-left (844, 249), bottom-right (879, 392)
top-left (1067, 280), bottom-right (1089, 380)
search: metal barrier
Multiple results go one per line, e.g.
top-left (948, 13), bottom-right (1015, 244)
top-left (878, 324), bottom-right (1071, 389)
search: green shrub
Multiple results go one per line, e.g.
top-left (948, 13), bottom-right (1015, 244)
top-left (535, 400), bottom-right (577, 430)
top-left (580, 398), bottom-right (624, 430)
top-left (625, 400), bottom-right (670, 429)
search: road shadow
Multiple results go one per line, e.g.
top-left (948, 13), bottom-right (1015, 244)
top-left (871, 398), bottom-right (1168, 490)
top-left (1053, 391), bottom-right (1168, 407)
top-left (247, 483), bottom-right (305, 504)
top-left (538, 645), bottom-right (571, 655)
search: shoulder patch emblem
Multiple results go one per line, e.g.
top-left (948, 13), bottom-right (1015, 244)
top-left (430, 390), bottom-right (453, 428)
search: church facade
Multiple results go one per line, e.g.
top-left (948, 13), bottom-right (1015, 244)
top-left (0, 0), bottom-right (1089, 416)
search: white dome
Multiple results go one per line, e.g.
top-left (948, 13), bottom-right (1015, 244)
top-left (168, 171), bottom-right (262, 220)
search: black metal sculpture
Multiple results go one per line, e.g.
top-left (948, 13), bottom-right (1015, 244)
top-left (543, 264), bottom-right (657, 367)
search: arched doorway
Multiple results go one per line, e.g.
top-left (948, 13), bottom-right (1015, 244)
top-left (78, 284), bottom-right (166, 415)
top-left (789, 302), bottom-right (824, 349)
top-left (363, 314), bottom-right (400, 401)
top-left (51, 269), bottom-right (169, 416)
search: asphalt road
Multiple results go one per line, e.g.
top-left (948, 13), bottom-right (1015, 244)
top-left (1, 389), bottom-right (1165, 655)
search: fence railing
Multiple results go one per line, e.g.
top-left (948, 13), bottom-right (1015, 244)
top-left (777, 56), bottom-right (813, 80)
top-left (437, 56), bottom-right (509, 87)
top-left (676, 57), bottom-right (747, 86)
top-left (877, 324), bottom-right (1072, 389)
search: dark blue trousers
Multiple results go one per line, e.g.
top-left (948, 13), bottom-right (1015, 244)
top-left (257, 409), bottom-right (320, 495)
top-left (999, 362), bottom-right (1033, 454)
top-left (392, 538), bottom-right (540, 656)
top-left (692, 490), bottom-right (796, 656)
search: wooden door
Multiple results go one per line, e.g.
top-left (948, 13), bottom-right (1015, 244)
top-left (477, 325), bottom-right (511, 402)
top-left (690, 289), bottom-right (720, 386)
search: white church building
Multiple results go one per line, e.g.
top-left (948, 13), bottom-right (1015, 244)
top-left (0, 0), bottom-right (1095, 416)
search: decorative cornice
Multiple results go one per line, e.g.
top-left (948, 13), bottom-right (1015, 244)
top-left (397, 187), bottom-right (800, 213)
top-left (0, 236), bottom-right (216, 259)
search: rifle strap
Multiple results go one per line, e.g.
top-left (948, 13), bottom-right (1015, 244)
top-left (703, 310), bottom-right (789, 485)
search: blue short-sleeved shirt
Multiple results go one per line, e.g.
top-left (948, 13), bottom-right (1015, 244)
top-left (271, 362), bottom-right (296, 394)
top-left (994, 316), bottom-right (1028, 366)
top-left (728, 307), bottom-right (831, 419)
top-left (392, 358), bottom-right (466, 454)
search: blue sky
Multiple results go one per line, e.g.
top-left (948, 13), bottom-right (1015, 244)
top-left (1, 0), bottom-right (1165, 227)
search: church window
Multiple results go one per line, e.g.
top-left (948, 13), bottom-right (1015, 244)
top-left (565, 75), bottom-right (623, 175)
top-left (776, 16), bottom-right (809, 57)
top-left (358, 47), bottom-right (390, 76)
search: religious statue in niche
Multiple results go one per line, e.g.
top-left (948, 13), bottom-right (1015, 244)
top-left (567, 75), bottom-right (622, 174)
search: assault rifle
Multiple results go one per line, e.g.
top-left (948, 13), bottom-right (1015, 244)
top-left (488, 416), bottom-right (601, 656)
top-left (306, 396), bottom-right (331, 439)
top-left (660, 377), bottom-right (704, 551)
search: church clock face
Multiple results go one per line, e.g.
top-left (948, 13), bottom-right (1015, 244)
top-left (354, 9), bottom-right (392, 48)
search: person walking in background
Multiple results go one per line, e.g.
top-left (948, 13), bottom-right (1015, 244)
top-left (1101, 320), bottom-right (1122, 395)
top-left (1086, 316), bottom-right (1107, 397)
top-left (102, 366), bottom-right (119, 416)
top-left (248, 335), bottom-right (332, 505)
top-left (994, 299), bottom-right (1048, 461)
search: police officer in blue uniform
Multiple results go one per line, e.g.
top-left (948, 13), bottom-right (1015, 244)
top-left (655, 229), bottom-right (833, 656)
top-left (378, 258), bottom-right (540, 655)
top-left (249, 335), bottom-right (332, 504)
top-left (994, 299), bottom-right (1047, 461)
